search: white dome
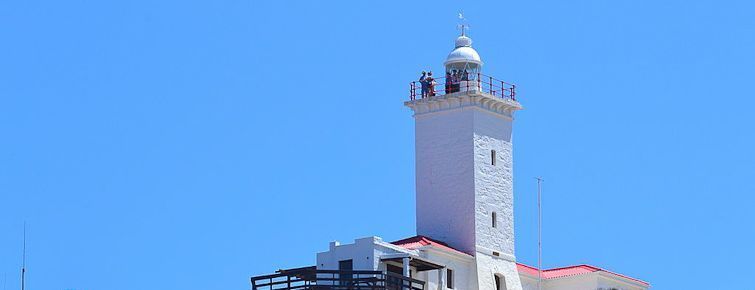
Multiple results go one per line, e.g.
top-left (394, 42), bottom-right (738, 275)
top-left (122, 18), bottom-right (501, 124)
top-left (455, 35), bottom-right (473, 47)
top-left (445, 35), bottom-right (483, 66)
top-left (445, 46), bottom-right (482, 65)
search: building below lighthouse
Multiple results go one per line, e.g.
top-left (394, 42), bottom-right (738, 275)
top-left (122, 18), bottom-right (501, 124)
top-left (251, 30), bottom-right (649, 290)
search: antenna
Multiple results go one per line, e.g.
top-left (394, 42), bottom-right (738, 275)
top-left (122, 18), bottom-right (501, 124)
top-left (21, 222), bottom-right (26, 290)
top-left (535, 177), bottom-right (544, 290)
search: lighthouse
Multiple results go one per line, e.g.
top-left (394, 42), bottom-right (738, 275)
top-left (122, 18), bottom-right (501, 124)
top-left (250, 28), bottom-right (650, 290)
top-left (406, 32), bottom-right (524, 290)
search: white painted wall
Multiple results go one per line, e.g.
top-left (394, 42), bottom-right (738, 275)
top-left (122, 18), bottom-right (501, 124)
top-left (519, 275), bottom-right (538, 290)
top-left (474, 253), bottom-right (522, 290)
top-left (408, 93), bottom-right (522, 290)
top-left (316, 237), bottom-right (379, 271)
top-left (413, 104), bottom-right (517, 258)
top-left (472, 109), bottom-right (515, 257)
top-left (414, 107), bottom-right (477, 255)
top-left (544, 275), bottom-right (598, 290)
top-left (417, 247), bottom-right (476, 290)
top-left (596, 274), bottom-right (648, 290)
top-left (316, 237), bottom-right (414, 272)
top-left (470, 108), bottom-right (522, 290)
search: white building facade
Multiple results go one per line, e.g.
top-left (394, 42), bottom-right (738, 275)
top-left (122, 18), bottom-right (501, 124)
top-left (252, 31), bottom-right (649, 290)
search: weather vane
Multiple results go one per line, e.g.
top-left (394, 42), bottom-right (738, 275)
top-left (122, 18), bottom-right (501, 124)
top-left (457, 11), bottom-right (469, 36)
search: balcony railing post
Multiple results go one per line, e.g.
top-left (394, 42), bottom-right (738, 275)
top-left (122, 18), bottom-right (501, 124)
top-left (410, 82), bottom-right (415, 100)
top-left (489, 76), bottom-right (493, 95)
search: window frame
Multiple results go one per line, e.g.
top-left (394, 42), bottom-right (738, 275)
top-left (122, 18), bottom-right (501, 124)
top-left (494, 274), bottom-right (506, 290)
top-left (446, 268), bottom-right (454, 289)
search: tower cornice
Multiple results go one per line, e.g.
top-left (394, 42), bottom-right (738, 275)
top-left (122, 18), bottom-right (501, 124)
top-left (404, 91), bottom-right (523, 119)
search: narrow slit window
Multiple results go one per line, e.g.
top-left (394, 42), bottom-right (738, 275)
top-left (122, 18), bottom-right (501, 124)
top-left (446, 268), bottom-right (454, 289)
top-left (495, 275), bottom-right (507, 290)
top-left (492, 212), bottom-right (497, 228)
top-left (491, 150), bottom-right (497, 165)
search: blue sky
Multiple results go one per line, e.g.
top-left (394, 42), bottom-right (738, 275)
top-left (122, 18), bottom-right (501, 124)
top-left (1, 0), bottom-right (754, 289)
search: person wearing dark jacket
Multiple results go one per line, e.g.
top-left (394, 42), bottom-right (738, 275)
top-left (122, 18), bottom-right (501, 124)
top-left (419, 71), bottom-right (428, 98)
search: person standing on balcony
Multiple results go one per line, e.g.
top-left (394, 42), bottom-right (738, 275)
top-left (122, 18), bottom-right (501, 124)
top-left (452, 69), bottom-right (460, 93)
top-left (419, 71), bottom-right (428, 98)
top-left (426, 71), bottom-right (436, 96)
top-left (445, 71), bottom-right (451, 94)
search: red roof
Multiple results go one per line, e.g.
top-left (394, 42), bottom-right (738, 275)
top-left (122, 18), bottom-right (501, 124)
top-left (517, 263), bottom-right (598, 279)
top-left (391, 236), bottom-right (648, 287)
top-left (517, 263), bottom-right (649, 286)
top-left (391, 235), bottom-right (471, 257)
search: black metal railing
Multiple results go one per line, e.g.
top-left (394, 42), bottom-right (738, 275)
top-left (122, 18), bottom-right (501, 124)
top-left (251, 269), bottom-right (424, 290)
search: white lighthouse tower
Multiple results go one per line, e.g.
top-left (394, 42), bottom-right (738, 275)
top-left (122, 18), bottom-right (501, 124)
top-left (405, 32), bottom-right (524, 290)
top-left (252, 26), bottom-right (650, 290)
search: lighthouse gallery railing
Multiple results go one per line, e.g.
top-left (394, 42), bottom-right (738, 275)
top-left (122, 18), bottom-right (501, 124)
top-left (409, 72), bottom-right (516, 101)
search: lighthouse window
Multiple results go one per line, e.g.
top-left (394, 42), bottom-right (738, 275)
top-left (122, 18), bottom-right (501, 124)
top-left (492, 212), bottom-right (497, 228)
top-left (491, 150), bottom-right (497, 165)
top-left (495, 275), bottom-right (506, 290)
top-left (446, 268), bottom-right (454, 289)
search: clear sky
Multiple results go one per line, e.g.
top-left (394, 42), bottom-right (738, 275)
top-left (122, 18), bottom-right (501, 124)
top-left (1, 0), bottom-right (754, 289)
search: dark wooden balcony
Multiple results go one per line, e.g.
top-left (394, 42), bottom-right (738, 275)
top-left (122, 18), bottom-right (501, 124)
top-left (251, 267), bottom-right (425, 290)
